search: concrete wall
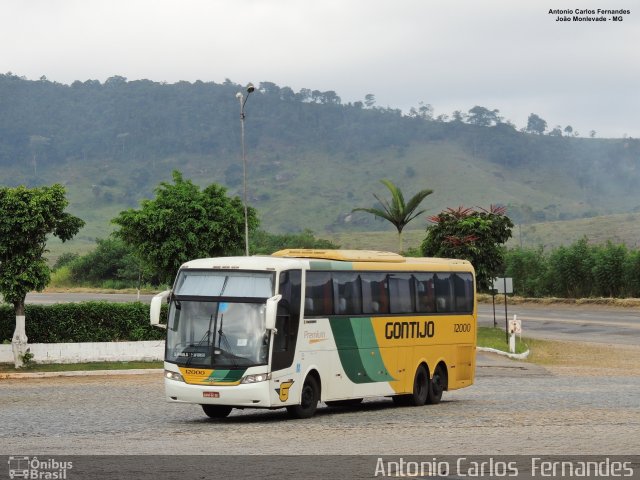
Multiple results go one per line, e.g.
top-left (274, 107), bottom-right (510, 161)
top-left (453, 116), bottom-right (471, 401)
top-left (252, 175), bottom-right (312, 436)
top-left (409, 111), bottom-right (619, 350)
top-left (0, 341), bottom-right (164, 364)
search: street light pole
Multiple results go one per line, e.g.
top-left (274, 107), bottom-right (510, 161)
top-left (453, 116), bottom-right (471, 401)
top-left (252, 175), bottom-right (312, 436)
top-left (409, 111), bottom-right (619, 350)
top-left (237, 83), bottom-right (255, 256)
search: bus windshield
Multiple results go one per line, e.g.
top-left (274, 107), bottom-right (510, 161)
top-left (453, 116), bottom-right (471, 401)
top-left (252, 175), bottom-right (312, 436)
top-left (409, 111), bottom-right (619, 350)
top-left (166, 300), bottom-right (269, 368)
top-left (166, 270), bottom-right (274, 368)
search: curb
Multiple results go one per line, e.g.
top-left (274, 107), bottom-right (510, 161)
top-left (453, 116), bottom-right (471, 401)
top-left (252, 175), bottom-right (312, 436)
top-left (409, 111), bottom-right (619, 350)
top-left (0, 368), bottom-right (163, 379)
top-left (477, 346), bottom-right (530, 360)
top-left (3, 350), bottom-right (532, 378)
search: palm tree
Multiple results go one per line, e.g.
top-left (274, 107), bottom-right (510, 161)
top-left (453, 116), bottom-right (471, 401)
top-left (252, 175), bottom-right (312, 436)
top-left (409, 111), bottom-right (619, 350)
top-left (352, 179), bottom-right (433, 252)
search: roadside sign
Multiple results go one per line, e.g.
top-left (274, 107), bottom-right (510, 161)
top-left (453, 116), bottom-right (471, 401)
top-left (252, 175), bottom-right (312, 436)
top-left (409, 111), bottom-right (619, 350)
top-left (509, 318), bottom-right (522, 335)
top-left (491, 277), bottom-right (513, 294)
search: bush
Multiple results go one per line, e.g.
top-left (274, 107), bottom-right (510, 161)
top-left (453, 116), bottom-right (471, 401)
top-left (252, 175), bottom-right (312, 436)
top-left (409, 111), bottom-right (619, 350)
top-left (68, 237), bottom-right (153, 287)
top-left (53, 252), bottom-right (80, 270)
top-left (251, 229), bottom-right (339, 254)
top-left (0, 302), bottom-right (166, 343)
top-left (504, 246), bottom-right (548, 297)
top-left (505, 238), bottom-right (640, 298)
top-left (49, 265), bottom-right (75, 288)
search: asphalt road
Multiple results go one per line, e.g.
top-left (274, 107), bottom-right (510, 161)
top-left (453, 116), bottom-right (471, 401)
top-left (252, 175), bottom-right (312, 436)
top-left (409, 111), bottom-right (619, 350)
top-left (478, 302), bottom-right (640, 345)
top-left (22, 292), bottom-right (640, 344)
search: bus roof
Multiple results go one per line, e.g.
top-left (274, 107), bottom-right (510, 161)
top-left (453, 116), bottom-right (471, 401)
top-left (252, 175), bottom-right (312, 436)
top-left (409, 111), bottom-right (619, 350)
top-left (178, 250), bottom-right (473, 272)
top-left (272, 249), bottom-right (472, 268)
top-left (272, 249), bottom-right (405, 263)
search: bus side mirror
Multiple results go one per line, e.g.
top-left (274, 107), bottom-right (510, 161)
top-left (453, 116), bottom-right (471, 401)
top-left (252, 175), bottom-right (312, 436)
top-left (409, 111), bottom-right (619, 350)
top-left (265, 294), bottom-right (282, 331)
top-left (150, 290), bottom-right (171, 329)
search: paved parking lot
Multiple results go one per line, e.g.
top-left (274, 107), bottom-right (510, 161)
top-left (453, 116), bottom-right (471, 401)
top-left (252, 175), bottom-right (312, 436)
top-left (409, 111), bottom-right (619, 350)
top-left (1, 352), bottom-right (638, 456)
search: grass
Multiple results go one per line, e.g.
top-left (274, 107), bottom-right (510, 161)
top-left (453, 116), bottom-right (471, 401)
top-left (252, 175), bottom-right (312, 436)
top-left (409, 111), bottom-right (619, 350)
top-left (325, 213), bottom-right (640, 254)
top-left (0, 361), bottom-right (162, 373)
top-left (525, 338), bottom-right (640, 374)
top-left (509, 212), bottom-right (640, 250)
top-left (476, 293), bottom-right (640, 308)
top-left (477, 327), bottom-right (528, 354)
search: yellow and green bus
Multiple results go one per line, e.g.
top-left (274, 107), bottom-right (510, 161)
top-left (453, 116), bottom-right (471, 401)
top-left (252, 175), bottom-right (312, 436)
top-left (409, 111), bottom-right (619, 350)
top-left (150, 249), bottom-right (476, 419)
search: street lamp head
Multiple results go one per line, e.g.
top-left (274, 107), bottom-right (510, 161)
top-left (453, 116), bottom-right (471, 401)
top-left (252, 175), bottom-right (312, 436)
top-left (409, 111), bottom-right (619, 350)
top-left (246, 83), bottom-right (255, 93)
top-left (235, 92), bottom-right (243, 99)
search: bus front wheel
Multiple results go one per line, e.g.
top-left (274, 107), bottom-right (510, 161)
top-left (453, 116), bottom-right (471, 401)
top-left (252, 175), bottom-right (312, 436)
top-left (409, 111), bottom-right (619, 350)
top-left (201, 404), bottom-right (232, 418)
top-left (287, 374), bottom-right (320, 419)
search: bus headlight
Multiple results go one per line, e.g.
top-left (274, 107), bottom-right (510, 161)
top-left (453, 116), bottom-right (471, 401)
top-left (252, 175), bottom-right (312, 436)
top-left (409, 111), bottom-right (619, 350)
top-left (165, 370), bottom-right (185, 382)
top-left (241, 373), bottom-right (271, 384)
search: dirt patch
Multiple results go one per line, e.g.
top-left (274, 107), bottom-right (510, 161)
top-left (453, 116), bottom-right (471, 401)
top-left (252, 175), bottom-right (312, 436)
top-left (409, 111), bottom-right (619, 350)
top-left (477, 293), bottom-right (640, 308)
top-left (526, 338), bottom-right (640, 376)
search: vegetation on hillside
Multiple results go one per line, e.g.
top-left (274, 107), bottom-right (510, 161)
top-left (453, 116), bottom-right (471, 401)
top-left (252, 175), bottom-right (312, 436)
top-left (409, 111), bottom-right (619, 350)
top-left (2, 73), bottom-right (639, 245)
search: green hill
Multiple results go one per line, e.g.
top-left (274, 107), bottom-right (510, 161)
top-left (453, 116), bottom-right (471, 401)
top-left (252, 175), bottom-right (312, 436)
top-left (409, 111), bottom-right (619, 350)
top-left (1, 74), bottom-right (639, 259)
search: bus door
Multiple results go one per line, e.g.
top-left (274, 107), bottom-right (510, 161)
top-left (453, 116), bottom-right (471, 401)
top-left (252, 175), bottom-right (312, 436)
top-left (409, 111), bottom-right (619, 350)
top-left (271, 270), bottom-right (301, 374)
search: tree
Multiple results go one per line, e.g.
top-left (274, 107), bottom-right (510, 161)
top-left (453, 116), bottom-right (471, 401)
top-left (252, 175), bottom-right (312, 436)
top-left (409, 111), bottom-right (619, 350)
top-left (549, 125), bottom-right (563, 137)
top-left (352, 179), bottom-right (433, 252)
top-left (467, 106), bottom-right (502, 127)
top-left (409, 102), bottom-right (433, 120)
top-left (112, 170), bottom-right (257, 284)
top-left (251, 229), bottom-right (339, 254)
top-left (526, 113), bottom-right (547, 135)
top-left (451, 110), bottom-right (467, 123)
top-left (0, 184), bottom-right (84, 367)
top-left (420, 206), bottom-right (513, 291)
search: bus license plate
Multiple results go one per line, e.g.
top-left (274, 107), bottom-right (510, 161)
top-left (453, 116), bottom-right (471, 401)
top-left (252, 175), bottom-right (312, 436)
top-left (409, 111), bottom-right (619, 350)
top-left (203, 392), bottom-right (220, 398)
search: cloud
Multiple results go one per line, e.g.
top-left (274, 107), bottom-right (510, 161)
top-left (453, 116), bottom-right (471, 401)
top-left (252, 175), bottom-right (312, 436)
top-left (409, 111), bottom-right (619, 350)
top-left (0, 0), bottom-right (637, 137)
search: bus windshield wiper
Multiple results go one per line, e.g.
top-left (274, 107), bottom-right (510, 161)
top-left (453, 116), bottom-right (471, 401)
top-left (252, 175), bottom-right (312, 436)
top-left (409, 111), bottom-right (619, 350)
top-left (185, 330), bottom-right (212, 367)
top-left (216, 314), bottom-right (238, 368)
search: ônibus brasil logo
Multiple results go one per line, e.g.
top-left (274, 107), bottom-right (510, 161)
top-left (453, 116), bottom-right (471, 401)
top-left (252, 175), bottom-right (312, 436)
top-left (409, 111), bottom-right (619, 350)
top-left (7, 456), bottom-right (73, 479)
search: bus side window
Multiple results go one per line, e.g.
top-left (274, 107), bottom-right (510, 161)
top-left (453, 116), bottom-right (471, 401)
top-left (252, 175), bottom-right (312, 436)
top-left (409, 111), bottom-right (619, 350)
top-left (454, 273), bottom-right (474, 312)
top-left (389, 274), bottom-right (415, 313)
top-left (434, 273), bottom-right (454, 313)
top-left (273, 304), bottom-right (289, 352)
top-left (361, 272), bottom-right (389, 314)
top-left (414, 273), bottom-right (436, 313)
top-left (304, 271), bottom-right (333, 316)
top-left (332, 272), bottom-right (362, 315)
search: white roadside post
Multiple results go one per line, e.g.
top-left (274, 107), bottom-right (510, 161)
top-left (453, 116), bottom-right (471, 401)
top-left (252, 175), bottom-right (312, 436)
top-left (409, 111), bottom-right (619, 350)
top-left (12, 314), bottom-right (28, 368)
top-left (508, 315), bottom-right (522, 354)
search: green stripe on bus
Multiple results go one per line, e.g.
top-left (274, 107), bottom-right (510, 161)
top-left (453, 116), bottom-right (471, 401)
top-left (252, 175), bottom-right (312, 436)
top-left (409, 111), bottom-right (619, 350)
top-left (206, 369), bottom-right (246, 383)
top-left (357, 318), bottom-right (396, 382)
top-left (329, 317), bottom-right (395, 384)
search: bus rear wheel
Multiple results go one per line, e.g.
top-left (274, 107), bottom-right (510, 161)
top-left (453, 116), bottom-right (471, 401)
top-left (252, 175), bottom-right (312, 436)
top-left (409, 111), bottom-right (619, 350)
top-left (427, 364), bottom-right (447, 405)
top-left (201, 404), bottom-right (232, 418)
top-left (393, 364), bottom-right (429, 407)
top-left (287, 374), bottom-right (320, 419)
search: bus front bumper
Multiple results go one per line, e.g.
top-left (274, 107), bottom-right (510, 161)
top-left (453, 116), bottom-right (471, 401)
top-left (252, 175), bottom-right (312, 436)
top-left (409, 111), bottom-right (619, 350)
top-left (165, 378), bottom-right (273, 408)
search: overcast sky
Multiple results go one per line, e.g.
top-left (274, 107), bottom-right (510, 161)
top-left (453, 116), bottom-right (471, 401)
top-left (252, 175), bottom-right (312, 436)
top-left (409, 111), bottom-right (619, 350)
top-left (1, 0), bottom-right (638, 138)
